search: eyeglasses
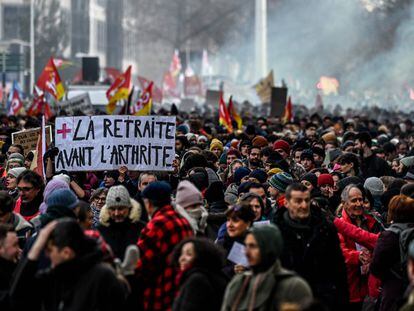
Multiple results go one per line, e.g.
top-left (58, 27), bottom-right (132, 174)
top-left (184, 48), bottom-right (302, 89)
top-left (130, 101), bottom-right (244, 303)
top-left (95, 197), bottom-right (106, 202)
top-left (18, 186), bottom-right (34, 192)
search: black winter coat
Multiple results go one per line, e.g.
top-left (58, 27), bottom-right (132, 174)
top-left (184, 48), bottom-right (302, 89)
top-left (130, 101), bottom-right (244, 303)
top-left (360, 154), bottom-right (393, 179)
top-left (98, 219), bottom-right (145, 260)
top-left (273, 208), bottom-right (349, 310)
top-left (0, 257), bottom-right (16, 310)
top-left (371, 225), bottom-right (414, 311)
top-left (173, 267), bottom-right (228, 311)
top-left (10, 243), bottom-right (126, 311)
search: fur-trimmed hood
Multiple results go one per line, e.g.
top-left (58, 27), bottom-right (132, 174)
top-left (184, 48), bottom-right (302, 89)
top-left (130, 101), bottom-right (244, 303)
top-left (99, 198), bottom-right (142, 227)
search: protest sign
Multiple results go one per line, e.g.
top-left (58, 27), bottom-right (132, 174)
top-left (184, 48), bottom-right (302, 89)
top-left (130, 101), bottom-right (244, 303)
top-left (59, 93), bottom-right (94, 115)
top-left (227, 242), bottom-right (249, 267)
top-left (12, 126), bottom-right (52, 155)
top-left (55, 115), bottom-right (176, 172)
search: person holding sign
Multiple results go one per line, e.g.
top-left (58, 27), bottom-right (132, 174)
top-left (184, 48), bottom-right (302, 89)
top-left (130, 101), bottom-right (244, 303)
top-left (221, 224), bottom-right (313, 311)
top-left (216, 203), bottom-right (255, 278)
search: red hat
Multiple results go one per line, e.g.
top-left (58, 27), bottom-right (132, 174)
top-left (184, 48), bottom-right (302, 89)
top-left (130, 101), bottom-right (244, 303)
top-left (252, 135), bottom-right (268, 148)
top-left (226, 148), bottom-right (241, 159)
top-left (317, 174), bottom-right (334, 187)
top-left (273, 140), bottom-right (290, 154)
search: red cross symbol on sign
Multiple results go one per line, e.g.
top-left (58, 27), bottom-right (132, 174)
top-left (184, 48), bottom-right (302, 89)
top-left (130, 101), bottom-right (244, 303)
top-left (57, 123), bottom-right (71, 139)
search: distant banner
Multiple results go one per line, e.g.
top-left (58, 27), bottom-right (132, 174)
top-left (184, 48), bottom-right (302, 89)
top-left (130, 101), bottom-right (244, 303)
top-left (12, 126), bottom-right (52, 155)
top-left (60, 93), bottom-right (94, 115)
top-left (55, 116), bottom-right (176, 171)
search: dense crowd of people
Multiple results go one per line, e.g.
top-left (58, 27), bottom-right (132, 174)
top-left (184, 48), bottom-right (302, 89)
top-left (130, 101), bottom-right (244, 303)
top-left (2, 110), bottom-right (414, 310)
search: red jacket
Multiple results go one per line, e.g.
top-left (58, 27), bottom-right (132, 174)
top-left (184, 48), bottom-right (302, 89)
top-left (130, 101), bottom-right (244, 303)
top-left (136, 205), bottom-right (193, 311)
top-left (338, 209), bottom-right (379, 303)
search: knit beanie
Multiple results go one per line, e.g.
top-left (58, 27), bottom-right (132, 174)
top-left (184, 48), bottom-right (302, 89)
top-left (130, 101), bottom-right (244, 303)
top-left (106, 185), bottom-right (132, 209)
top-left (249, 169), bottom-right (268, 184)
top-left (364, 177), bottom-right (385, 197)
top-left (300, 149), bottom-right (314, 162)
top-left (252, 136), bottom-right (268, 148)
top-left (142, 181), bottom-right (172, 203)
top-left (7, 167), bottom-right (27, 178)
top-left (209, 138), bottom-right (224, 152)
top-left (177, 124), bottom-right (189, 135)
top-left (7, 153), bottom-right (24, 166)
top-left (301, 172), bottom-right (318, 188)
top-left (40, 179), bottom-right (70, 214)
top-left (268, 172), bottom-right (293, 192)
top-left (219, 152), bottom-right (227, 165)
top-left (8, 153), bottom-right (24, 163)
top-left (317, 174), bottom-right (334, 187)
top-left (234, 167), bottom-right (251, 185)
top-left (176, 180), bottom-right (204, 209)
top-left (226, 148), bottom-right (241, 159)
top-left (267, 167), bottom-right (283, 176)
top-left (46, 188), bottom-right (79, 210)
top-left (52, 173), bottom-right (71, 185)
top-left (273, 140), bottom-right (290, 154)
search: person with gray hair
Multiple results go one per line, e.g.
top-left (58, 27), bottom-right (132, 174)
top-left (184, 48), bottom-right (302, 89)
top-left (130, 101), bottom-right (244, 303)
top-left (338, 183), bottom-right (382, 308)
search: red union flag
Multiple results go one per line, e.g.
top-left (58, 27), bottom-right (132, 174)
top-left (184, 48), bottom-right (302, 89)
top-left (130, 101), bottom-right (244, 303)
top-left (130, 82), bottom-right (153, 116)
top-left (8, 88), bottom-right (23, 116)
top-left (138, 76), bottom-right (163, 103)
top-left (163, 71), bottom-right (180, 98)
top-left (37, 57), bottom-right (65, 100)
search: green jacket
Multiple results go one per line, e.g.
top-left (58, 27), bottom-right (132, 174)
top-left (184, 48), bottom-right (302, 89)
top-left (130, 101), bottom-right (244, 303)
top-left (221, 261), bottom-right (312, 311)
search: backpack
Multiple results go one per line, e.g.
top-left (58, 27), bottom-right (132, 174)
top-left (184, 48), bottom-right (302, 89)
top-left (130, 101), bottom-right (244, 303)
top-left (387, 223), bottom-right (414, 282)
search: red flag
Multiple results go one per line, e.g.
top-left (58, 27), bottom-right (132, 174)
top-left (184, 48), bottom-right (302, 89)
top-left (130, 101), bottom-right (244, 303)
top-left (8, 85), bottom-right (23, 116)
top-left (130, 82), bottom-right (153, 116)
top-left (163, 71), bottom-right (180, 98)
top-left (282, 96), bottom-right (293, 124)
top-left (105, 67), bottom-right (122, 83)
top-left (36, 57), bottom-right (65, 100)
top-left (106, 66), bottom-right (132, 114)
top-left (34, 116), bottom-right (46, 180)
top-left (219, 92), bottom-right (233, 133)
top-left (163, 50), bottom-right (182, 98)
top-left (72, 70), bottom-right (82, 84)
top-left (27, 87), bottom-right (53, 121)
top-left (138, 76), bottom-right (163, 103)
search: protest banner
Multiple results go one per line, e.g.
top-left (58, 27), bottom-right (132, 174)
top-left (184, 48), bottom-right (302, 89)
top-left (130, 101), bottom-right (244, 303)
top-left (59, 93), bottom-right (94, 115)
top-left (55, 115), bottom-right (176, 171)
top-left (12, 126), bottom-right (52, 155)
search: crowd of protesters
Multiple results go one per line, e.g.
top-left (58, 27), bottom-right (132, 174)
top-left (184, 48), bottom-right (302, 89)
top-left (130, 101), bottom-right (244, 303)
top-left (2, 109), bottom-right (414, 311)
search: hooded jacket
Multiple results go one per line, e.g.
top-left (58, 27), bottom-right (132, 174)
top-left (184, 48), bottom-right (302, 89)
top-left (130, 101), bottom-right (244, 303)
top-left (221, 225), bottom-right (313, 311)
top-left (97, 199), bottom-right (144, 260)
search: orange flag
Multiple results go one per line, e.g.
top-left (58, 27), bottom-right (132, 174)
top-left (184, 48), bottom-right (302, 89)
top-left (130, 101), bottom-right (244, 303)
top-left (282, 96), bottom-right (293, 124)
top-left (219, 92), bottom-right (233, 133)
top-left (36, 57), bottom-right (65, 100)
top-left (106, 66), bottom-right (132, 114)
